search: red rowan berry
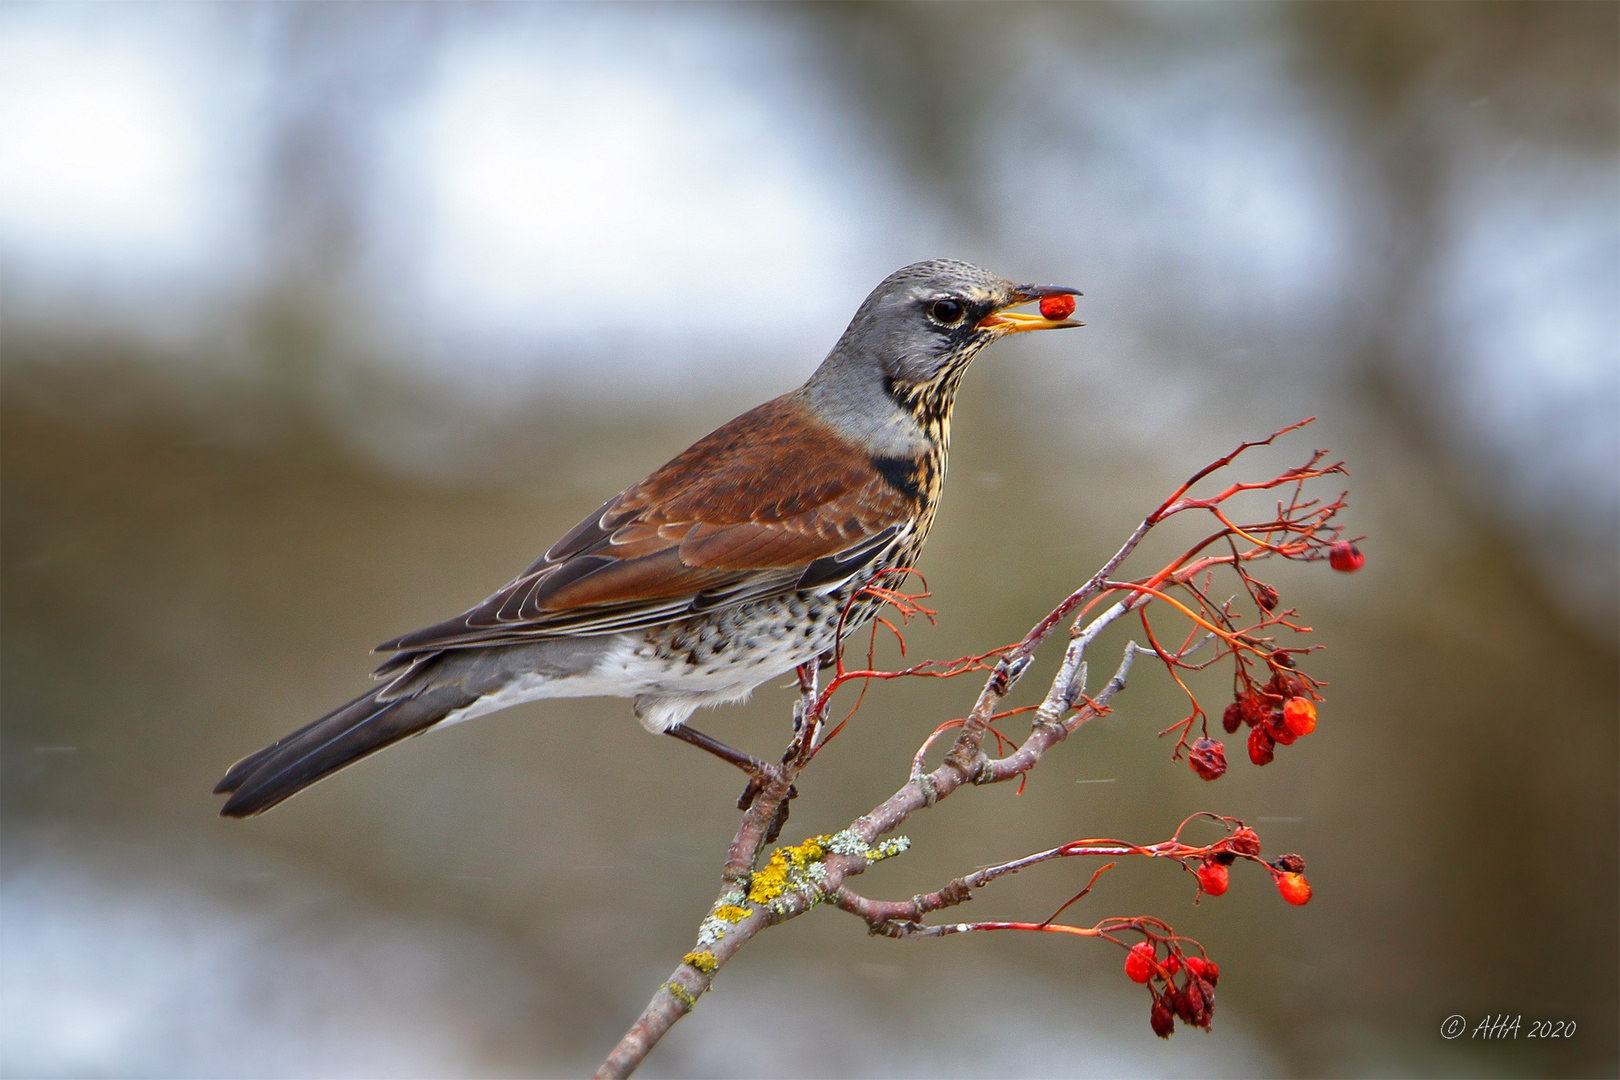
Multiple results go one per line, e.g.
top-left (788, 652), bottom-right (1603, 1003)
top-left (1264, 711), bottom-right (1297, 746)
top-left (1188, 737), bottom-right (1227, 781)
top-left (1124, 941), bottom-right (1156, 983)
top-left (1276, 871), bottom-right (1312, 905)
top-left (1184, 956), bottom-right (1219, 986)
top-left (1196, 860), bottom-right (1229, 896)
top-left (1282, 697), bottom-right (1316, 736)
top-left (1150, 996), bottom-right (1175, 1038)
top-left (1247, 725), bottom-right (1275, 765)
top-left (1328, 541), bottom-right (1363, 572)
top-left (1162, 953), bottom-right (1181, 976)
top-left (1039, 293), bottom-right (1076, 320)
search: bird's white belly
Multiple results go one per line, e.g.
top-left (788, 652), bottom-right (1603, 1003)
top-left (433, 630), bottom-right (816, 733)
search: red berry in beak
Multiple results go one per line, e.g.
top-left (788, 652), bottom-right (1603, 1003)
top-left (1038, 293), bottom-right (1075, 320)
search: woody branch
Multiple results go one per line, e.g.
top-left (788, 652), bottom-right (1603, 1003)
top-left (595, 420), bottom-right (1353, 1079)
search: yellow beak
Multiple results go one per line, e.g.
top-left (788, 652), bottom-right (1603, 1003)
top-left (975, 288), bottom-right (1083, 334)
top-left (976, 308), bottom-right (1083, 334)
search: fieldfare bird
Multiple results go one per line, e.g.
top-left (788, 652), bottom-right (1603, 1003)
top-left (215, 260), bottom-right (1080, 817)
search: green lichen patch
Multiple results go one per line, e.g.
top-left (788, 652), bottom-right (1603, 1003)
top-left (824, 829), bottom-right (911, 863)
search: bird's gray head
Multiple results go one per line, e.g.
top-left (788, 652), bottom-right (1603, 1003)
top-left (807, 259), bottom-right (1080, 435)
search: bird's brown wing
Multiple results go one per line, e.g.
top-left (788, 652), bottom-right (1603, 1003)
top-left (374, 394), bottom-right (917, 658)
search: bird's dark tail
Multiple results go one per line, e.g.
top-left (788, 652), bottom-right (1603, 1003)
top-left (214, 682), bottom-right (476, 818)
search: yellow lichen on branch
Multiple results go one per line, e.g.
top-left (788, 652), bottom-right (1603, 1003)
top-left (682, 951), bottom-right (719, 973)
top-left (747, 835), bottom-right (830, 905)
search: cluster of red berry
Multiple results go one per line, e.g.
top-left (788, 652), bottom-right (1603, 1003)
top-left (1202, 826), bottom-right (1313, 905)
top-left (1219, 671), bottom-right (1319, 769)
top-left (1183, 676), bottom-right (1319, 781)
top-left (1123, 940), bottom-right (1219, 1036)
top-left (1180, 545), bottom-right (1363, 783)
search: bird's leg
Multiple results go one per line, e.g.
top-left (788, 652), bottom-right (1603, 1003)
top-left (665, 723), bottom-right (798, 841)
top-left (665, 722), bottom-right (770, 775)
top-left (790, 659), bottom-right (820, 732)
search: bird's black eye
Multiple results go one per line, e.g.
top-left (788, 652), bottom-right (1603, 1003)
top-left (928, 298), bottom-right (965, 326)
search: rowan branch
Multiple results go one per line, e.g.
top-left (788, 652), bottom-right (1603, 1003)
top-left (595, 422), bottom-right (1349, 1077)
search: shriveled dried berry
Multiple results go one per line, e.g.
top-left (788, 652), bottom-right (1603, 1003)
top-left (1172, 982), bottom-right (1197, 1024)
top-left (1039, 293), bottom-right (1076, 320)
top-left (1185, 956), bottom-right (1219, 986)
top-left (1265, 672), bottom-right (1305, 700)
top-left (1196, 860), bottom-right (1229, 896)
top-left (1274, 853), bottom-right (1306, 874)
top-left (1238, 690), bottom-right (1269, 727)
top-left (1188, 737), bottom-right (1227, 781)
top-left (1271, 650), bottom-right (1296, 669)
top-left (1247, 725), bottom-right (1276, 766)
top-left (1124, 941), bottom-right (1157, 984)
top-left (1174, 974), bottom-right (1215, 1028)
top-left (1190, 976), bottom-right (1216, 1027)
top-left (1282, 696), bottom-right (1317, 736)
top-left (1264, 711), bottom-right (1297, 746)
top-left (1150, 996), bottom-right (1176, 1038)
top-left (1230, 826), bottom-right (1261, 856)
top-left (1276, 871), bottom-right (1312, 905)
top-left (1328, 541), bottom-right (1364, 572)
top-left (1255, 582), bottom-right (1279, 611)
top-left (1221, 701), bottom-right (1243, 734)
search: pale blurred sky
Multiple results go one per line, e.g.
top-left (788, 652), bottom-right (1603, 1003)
top-left (1, 1), bottom-right (1614, 612)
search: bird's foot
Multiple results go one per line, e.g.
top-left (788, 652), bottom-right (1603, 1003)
top-left (665, 722), bottom-right (797, 840)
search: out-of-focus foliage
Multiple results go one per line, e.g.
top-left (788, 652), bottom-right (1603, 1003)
top-left (2, 4), bottom-right (1614, 1077)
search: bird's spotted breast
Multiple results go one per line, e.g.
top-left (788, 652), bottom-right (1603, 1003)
top-left (627, 522), bottom-right (924, 691)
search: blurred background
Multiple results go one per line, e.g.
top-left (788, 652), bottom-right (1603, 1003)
top-left (2, 3), bottom-right (1615, 1077)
